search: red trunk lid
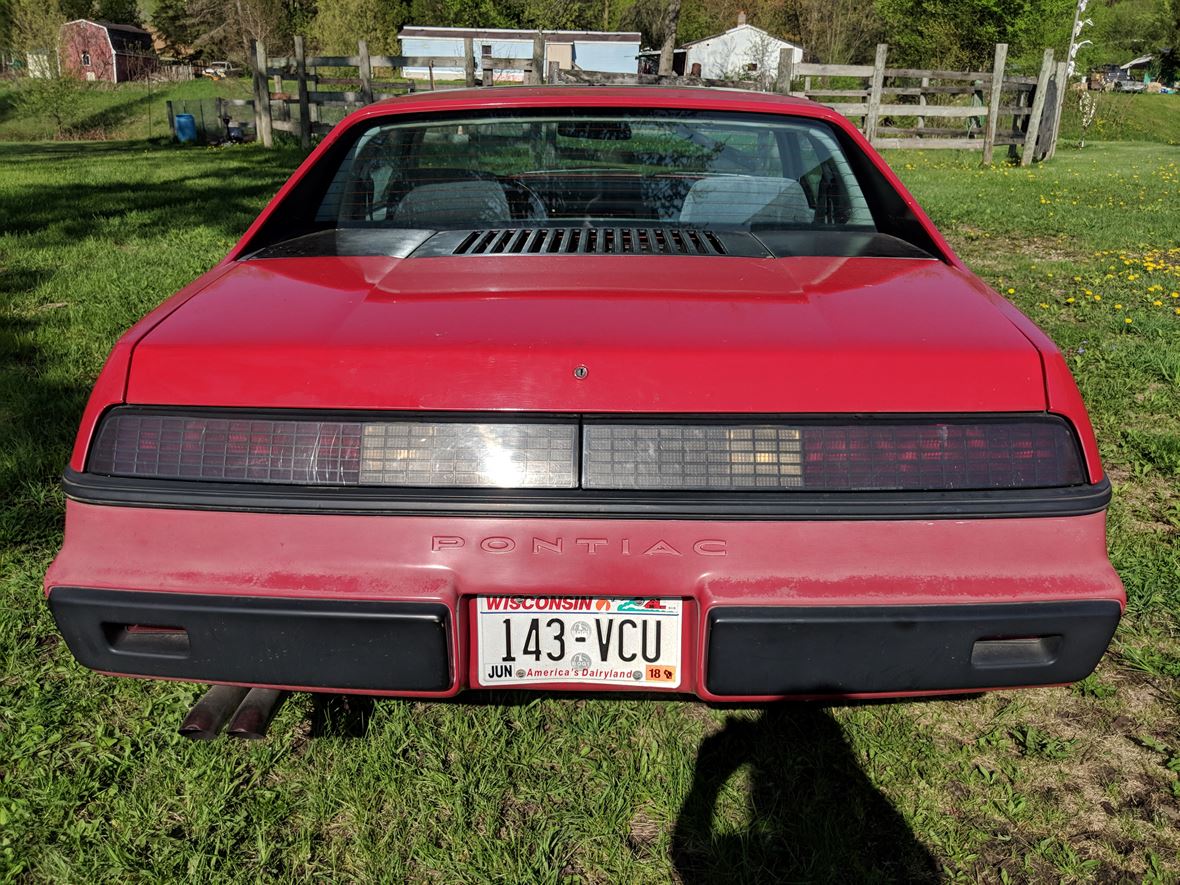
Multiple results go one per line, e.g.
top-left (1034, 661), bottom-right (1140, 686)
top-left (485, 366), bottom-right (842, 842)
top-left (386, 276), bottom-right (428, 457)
top-left (127, 255), bottom-right (1045, 413)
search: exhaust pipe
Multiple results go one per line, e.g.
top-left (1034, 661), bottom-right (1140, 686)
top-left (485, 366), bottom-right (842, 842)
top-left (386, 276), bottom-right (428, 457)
top-left (226, 688), bottom-right (287, 740)
top-left (179, 685), bottom-right (250, 740)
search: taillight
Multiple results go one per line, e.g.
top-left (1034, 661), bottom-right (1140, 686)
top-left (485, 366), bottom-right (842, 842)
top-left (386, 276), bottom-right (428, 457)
top-left (581, 419), bottom-right (1085, 491)
top-left (87, 410), bottom-right (1085, 492)
top-left (87, 412), bottom-right (578, 488)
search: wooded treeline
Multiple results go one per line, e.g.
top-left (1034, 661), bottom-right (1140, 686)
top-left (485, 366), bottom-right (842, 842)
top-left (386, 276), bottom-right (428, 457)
top-left (2, 0), bottom-right (1179, 75)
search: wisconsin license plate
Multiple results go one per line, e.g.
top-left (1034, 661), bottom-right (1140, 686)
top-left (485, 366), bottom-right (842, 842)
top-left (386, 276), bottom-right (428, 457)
top-left (476, 597), bottom-right (683, 688)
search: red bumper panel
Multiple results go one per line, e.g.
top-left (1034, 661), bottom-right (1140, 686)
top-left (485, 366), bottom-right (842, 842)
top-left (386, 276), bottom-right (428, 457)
top-left (48, 587), bottom-right (452, 693)
top-left (705, 601), bottom-right (1121, 696)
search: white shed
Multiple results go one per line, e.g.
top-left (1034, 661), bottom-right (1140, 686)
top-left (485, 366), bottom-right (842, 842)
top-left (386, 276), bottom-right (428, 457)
top-left (397, 26), bottom-right (642, 82)
top-left (681, 15), bottom-right (803, 86)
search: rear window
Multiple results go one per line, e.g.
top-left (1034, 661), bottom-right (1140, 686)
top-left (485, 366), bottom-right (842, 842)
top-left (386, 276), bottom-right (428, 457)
top-left (241, 107), bottom-right (948, 261)
top-left (312, 112), bottom-right (876, 232)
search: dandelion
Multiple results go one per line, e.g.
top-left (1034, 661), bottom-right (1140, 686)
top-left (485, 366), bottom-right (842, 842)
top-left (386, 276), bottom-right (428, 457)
top-left (1154, 300), bottom-right (1163, 307)
top-left (1094, 294), bottom-right (1102, 301)
top-left (1007, 288), bottom-right (1015, 294)
top-left (1038, 302), bottom-right (1050, 309)
top-left (1066, 297), bottom-right (1076, 303)
top-left (1114, 303), bottom-right (1123, 309)
top-left (1124, 317), bottom-right (1133, 324)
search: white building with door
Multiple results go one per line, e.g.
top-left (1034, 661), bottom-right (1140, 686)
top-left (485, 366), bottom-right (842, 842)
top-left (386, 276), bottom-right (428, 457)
top-left (397, 27), bottom-right (642, 82)
top-left (681, 14), bottom-right (804, 85)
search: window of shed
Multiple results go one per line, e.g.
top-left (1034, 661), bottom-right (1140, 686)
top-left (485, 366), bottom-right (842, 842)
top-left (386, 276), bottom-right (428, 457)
top-left (82, 51), bottom-right (91, 65)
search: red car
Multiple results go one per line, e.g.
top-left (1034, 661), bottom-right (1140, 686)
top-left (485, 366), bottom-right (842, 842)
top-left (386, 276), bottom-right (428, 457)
top-left (46, 87), bottom-right (1123, 717)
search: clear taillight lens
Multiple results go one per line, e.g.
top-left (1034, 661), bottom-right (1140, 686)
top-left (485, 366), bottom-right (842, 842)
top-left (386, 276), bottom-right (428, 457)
top-left (88, 412), bottom-right (578, 488)
top-left (581, 420), bottom-right (1085, 491)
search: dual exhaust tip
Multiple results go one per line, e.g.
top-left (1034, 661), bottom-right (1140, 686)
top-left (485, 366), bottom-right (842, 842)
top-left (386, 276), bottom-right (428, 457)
top-left (179, 685), bottom-right (286, 740)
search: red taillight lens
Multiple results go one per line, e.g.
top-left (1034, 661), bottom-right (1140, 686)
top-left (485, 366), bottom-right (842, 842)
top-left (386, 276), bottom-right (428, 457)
top-left (796, 422), bottom-right (1085, 490)
top-left (89, 414), bottom-right (364, 484)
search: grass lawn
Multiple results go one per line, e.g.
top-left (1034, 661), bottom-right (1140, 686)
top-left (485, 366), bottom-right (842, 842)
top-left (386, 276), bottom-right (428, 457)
top-left (1, 139), bottom-right (1178, 882)
top-left (0, 78), bottom-right (255, 142)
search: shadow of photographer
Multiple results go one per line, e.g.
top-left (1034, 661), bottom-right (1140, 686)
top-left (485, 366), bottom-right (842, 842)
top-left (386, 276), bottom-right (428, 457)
top-left (672, 705), bottom-right (941, 883)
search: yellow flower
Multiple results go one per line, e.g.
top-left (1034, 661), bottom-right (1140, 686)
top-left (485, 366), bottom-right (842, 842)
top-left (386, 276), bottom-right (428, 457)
top-left (1066, 297), bottom-right (1076, 303)
top-left (1007, 288), bottom-right (1015, 294)
top-left (1038, 302), bottom-right (1050, 309)
top-left (1114, 303), bottom-right (1123, 309)
top-left (1094, 294), bottom-right (1102, 301)
top-left (1124, 317), bottom-right (1133, 324)
top-left (1154, 300), bottom-right (1163, 306)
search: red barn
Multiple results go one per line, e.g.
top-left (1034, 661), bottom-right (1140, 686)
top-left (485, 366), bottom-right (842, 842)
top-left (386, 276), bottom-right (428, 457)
top-left (60, 20), bottom-right (156, 83)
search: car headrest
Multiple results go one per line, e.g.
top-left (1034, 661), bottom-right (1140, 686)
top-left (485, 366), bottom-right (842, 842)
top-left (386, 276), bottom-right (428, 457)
top-left (679, 175), bottom-right (813, 226)
top-left (391, 180), bottom-right (511, 227)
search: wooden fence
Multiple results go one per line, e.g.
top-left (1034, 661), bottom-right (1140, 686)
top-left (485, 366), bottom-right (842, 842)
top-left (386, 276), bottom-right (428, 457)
top-left (777, 44), bottom-right (1070, 165)
top-left (239, 37), bottom-right (1068, 165)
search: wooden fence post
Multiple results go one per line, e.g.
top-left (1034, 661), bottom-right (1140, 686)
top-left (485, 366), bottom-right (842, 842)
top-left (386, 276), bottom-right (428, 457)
top-left (463, 37), bottom-right (475, 87)
top-left (1007, 85), bottom-right (1027, 160)
top-left (1046, 60), bottom-right (1068, 160)
top-left (358, 40), bottom-right (373, 104)
top-left (165, 99), bottom-right (175, 140)
top-left (531, 33), bottom-right (545, 85)
top-left (482, 51), bottom-right (493, 86)
top-left (982, 43), bottom-right (1008, 165)
top-left (864, 43), bottom-right (888, 143)
top-left (294, 35), bottom-right (310, 150)
top-left (547, 60), bottom-right (560, 84)
top-left (252, 40), bottom-right (273, 148)
top-left (1021, 48), bottom-right (1054, 166)
top-left (774, 47), bottom-right (794, 94)
top-left (917, 76), bottom-right (928, 130)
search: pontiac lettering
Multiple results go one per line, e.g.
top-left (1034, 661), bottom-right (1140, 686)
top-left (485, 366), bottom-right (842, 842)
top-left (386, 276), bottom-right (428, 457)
top-left (430, 535), bottom-right (727, 556)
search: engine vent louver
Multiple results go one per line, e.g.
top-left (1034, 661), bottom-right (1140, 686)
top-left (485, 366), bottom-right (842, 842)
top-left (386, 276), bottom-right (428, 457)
top-left (453, 228), bottom-right (727, 257)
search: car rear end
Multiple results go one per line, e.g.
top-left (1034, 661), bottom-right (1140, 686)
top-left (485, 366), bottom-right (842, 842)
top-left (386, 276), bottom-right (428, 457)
top-left (45, 88), bottom-right (1124, 702)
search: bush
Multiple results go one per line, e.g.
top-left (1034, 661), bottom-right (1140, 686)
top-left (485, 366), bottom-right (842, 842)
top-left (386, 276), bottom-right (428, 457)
top-left (13, 75), bottom-right (85, 137)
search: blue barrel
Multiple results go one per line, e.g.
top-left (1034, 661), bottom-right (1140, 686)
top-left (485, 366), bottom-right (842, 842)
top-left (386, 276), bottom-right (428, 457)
top-left (174, 113), bottom-right (198, 144)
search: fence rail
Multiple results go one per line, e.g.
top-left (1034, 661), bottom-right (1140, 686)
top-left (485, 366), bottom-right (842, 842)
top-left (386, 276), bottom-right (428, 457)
top-left (220, 37), bottom-right (1068, 164)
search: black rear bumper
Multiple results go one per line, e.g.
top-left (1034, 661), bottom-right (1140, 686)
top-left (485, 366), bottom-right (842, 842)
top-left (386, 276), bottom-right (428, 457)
top-left (706, 601), bottom-right (1121, 696)
top-left (48, 587), bottom-right (452, 693)
top-left (48, 588), bottom-right (1120, 697)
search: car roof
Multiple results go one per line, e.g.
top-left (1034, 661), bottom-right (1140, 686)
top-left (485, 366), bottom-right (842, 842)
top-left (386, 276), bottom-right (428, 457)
top-left (365, 85), bottom-right (824, 117)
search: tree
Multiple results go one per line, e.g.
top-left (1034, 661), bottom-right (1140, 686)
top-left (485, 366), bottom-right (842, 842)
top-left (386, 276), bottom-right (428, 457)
top-left (310, 0), bottom-right (406, 52)
top-left (93, 0), bottom-right (142, 25)
top-left (151, 0), bottom-right (196, 53)
top-left (10, 0), bottom-right (63, 52)
top-left (657, 0), bottom-right (680, 73)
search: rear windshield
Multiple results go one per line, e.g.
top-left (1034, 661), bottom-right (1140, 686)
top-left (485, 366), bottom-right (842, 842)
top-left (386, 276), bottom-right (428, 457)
top-left (242, 108), bottom-right (946, 261)
top-left (314, 112), bottom-right (875, 231)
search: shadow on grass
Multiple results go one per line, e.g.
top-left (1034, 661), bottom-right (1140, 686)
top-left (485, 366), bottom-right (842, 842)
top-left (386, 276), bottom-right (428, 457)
top-left (671, 705), bottom-right (941, 883)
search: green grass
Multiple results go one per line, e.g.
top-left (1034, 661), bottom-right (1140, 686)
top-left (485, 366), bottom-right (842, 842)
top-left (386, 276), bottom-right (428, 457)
top-left (0, 78), bottom-right (255, 142)
top-left (1056, 91), bottom-right (1180, 147)
top-left (2, 140), bottom-right (1178, 882)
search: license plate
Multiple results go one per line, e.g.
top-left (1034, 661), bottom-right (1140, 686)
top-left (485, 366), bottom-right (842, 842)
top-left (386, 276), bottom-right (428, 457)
top-left (476, 597), bottom-right (682, 688)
